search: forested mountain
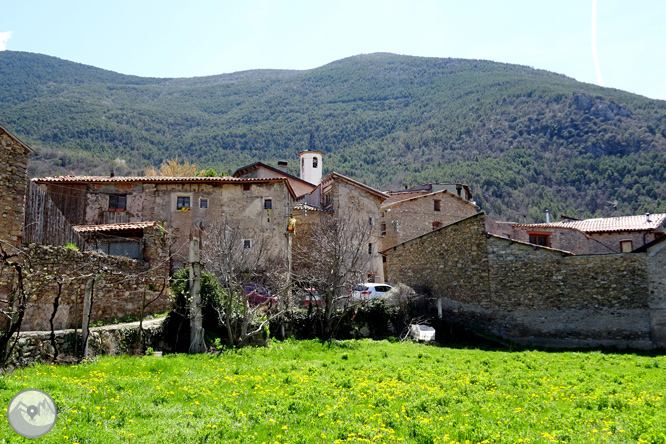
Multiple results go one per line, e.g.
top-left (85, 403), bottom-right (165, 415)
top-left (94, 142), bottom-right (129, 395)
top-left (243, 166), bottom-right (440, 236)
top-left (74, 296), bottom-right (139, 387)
top-left (1, 50), bottom-right (665, 222)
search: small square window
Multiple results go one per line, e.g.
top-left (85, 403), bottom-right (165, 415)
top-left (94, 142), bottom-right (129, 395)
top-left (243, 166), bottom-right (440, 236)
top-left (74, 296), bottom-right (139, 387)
top-left (620, 240), bottom-right (633, 253)
top-left (529, 234), bottom-right (549, 247)
top-left (109, 194), bottom-right (126, 211)
top-left (264, 198), bottom-right (272, 209)
top-left (434, 200), bottom-right (441, 212)
top-left (242, 184), bottom-right (251, 191)
top-left (200, 198), bottom-right (208, 209)
top-left (177, 196), bottom-right (190, 210)
top-left (243, 239), bottom-right (252, 249)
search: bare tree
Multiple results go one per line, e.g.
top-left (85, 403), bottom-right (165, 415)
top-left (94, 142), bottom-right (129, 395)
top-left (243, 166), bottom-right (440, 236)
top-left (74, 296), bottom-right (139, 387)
top-left (293, 210), bottom-right (375, 339)
top-left (200, 221), bottom-right (288, 347)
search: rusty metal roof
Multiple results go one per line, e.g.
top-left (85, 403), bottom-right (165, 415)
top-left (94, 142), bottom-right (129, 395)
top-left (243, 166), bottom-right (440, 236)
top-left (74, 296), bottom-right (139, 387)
top-left (515, 213), bottom-right (666, 234)
top-left (73, 221), bottom-right (160, 233)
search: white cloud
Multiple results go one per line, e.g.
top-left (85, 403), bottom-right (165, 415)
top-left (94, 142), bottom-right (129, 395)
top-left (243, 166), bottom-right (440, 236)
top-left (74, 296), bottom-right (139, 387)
top-left (0, 31), bottom-right (13, 51)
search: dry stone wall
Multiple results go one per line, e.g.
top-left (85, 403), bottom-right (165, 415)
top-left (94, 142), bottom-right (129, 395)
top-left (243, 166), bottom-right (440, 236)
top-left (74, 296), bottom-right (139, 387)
top-left (3, 319), bottom-right (165, 371)
top-left (0, 129), bottom-right (30, 246)
top-left (1, 225), bottom-right (171, 331)
top-left (384, 212), bottom-right (662, 349)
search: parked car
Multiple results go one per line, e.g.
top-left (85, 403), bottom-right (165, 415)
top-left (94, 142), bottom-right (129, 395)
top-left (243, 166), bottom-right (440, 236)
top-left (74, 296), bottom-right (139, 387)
top-left (243, 283), bottom-right (276, 306)
top-left (300, 288), bottom-right (323, 308)
top-left (350, 283), bottom-right (393, 302)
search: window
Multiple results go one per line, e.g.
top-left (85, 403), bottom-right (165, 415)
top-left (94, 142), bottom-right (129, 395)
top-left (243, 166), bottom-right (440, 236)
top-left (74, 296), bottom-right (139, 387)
top-left (242, 184), bottom-right (251, 191)
top-left (176, 196), bottom-right (190, 210)
top-left (324, 192), bottom-right (332, 207)
top-left (434, 200), bottom-right (441, 212)
top-left (432, 221), bottom-right (443, 230)
top-left (243, 239), bottom-right (252, 249)
top-left (199, 198), bottom-right (208, 209)
top-left (380, 223), bottom-right (387, 236)
top-left (368, 243), bottom-right (374, 255)
top-left (369, 216), bottom-right (375, 226)
top-left (108, 194), bottom-right (126, 211)
top-left (620, 240), bottom-right (633, 253)
top-left (264, 198), bottom-right (272, 209)
top-left (313, 157), bottom-right (318, 168)
top-left (528, 233), bottom-right (550, 247)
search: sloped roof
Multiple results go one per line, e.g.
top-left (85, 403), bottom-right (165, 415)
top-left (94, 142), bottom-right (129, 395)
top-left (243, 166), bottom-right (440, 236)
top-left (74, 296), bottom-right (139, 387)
top-left (32, 175), bottom-right (297, 199)
top-left (73, 221), bottom-right (160, 233)
top-left (232, 162), bottom-right (316, 188)
top-left (321, 172), bottom-right (389, 201)
top-left (381, 189), bottom-right (479, 210)
top-left (515, 213), bottom-right (666, 234)
top-left (381, 191), bottom-right (430, 205)
top-left (0, 122), bottom-right (34, 153)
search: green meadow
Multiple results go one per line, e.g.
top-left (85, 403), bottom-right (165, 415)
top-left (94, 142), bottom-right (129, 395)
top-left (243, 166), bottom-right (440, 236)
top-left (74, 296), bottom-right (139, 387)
top-left (1, 340), bottom-right (665, 443)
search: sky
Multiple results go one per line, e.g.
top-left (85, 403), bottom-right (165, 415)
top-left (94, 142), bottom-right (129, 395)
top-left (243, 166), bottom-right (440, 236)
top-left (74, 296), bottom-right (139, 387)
top-left (1, 0), bottom-right (665, 100)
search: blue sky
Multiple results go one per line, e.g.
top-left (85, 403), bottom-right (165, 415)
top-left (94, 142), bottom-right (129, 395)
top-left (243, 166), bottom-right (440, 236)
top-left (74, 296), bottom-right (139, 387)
top-left (1, 0), bottom-right (665, 100)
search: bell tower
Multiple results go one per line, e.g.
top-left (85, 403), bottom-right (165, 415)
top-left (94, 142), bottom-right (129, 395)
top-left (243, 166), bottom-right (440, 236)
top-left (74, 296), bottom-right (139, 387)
top-left (299, 129), bottom-right (323, 185)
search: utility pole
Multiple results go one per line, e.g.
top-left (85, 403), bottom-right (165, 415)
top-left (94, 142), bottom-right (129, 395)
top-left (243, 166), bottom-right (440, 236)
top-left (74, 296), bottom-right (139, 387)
top-left (189, 238), bottom-right (205, 353)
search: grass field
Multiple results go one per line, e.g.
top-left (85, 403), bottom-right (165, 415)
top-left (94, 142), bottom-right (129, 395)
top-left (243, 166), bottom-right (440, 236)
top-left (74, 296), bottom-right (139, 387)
top-left (1, 340), bottom-right (665, 443)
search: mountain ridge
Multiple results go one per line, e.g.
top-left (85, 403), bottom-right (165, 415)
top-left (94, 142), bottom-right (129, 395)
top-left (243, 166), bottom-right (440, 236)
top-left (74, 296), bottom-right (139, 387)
top-left (1, 50), bottom-right (665, 222)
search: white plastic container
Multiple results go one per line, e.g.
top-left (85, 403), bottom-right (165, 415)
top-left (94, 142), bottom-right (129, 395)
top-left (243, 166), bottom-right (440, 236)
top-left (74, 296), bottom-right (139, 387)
top-left (409, 324), bottom-right (436, 342)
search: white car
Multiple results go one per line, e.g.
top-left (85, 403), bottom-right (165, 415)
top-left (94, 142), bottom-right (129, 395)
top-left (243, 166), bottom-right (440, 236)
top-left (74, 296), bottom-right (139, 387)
top-left (351, 283), bottom-right (393, 302)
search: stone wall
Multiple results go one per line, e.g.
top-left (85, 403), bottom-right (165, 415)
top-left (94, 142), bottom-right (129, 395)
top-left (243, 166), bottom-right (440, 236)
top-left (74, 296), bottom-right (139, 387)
top-left (381, 190), bottom-right (479, 251)
top-left (0, 127), bottom-right (30, 246)
top-left (1, 225), bottom-right (171, 331)
top-left (331, 179), bottom-right (385, 282)
top-left (384, 214), bottom-right (491, 305)
top-left (647, 241), bottom-right (666, 347)
top-left (3, 318), bottom-right (165, 371)
top-left (384, 212), bottom-right (662, 349)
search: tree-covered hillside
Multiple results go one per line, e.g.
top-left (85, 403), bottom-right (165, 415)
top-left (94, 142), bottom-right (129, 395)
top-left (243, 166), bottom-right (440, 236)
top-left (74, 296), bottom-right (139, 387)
top-left (1, 51), bottom-right (665, 221)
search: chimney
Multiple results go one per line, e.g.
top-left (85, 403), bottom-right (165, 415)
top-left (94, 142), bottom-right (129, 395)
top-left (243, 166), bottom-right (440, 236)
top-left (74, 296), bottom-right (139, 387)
top-left (277, 161), bottom-right (288, 173)
top-left (646, 213), bottom-right (651, 223)
top-left (545, 210), bottom-right (550, 224)
top-left (110, 169), bottom-right (115, 178)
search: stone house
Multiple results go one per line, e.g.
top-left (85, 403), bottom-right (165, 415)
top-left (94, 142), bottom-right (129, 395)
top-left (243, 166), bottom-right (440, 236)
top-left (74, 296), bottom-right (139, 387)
top-left (295, 171), bottom-right (389, 283)
top-left (380, 184), bottom-right (478, 250)
top-left (233, 161), bottom-right (316, 198)
top-left (490, 213), bottom-right (666, 254)
top-left (0, 123), bottom-right (33, 246)
top-left (383, 212), bottom-right (666, 349)
top-left (31, 175), bottom-right (297, 268)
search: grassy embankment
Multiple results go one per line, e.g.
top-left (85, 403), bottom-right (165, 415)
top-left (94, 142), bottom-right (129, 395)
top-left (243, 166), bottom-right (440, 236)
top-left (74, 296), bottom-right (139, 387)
top-left (1, 340), bottom-right (665, 443)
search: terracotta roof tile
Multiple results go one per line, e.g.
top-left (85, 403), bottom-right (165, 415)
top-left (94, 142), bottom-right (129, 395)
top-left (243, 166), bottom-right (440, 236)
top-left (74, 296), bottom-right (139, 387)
top-left (73, 221), bottom-right (160, 233)
top-left (515, 213), bottom-right (666, 234)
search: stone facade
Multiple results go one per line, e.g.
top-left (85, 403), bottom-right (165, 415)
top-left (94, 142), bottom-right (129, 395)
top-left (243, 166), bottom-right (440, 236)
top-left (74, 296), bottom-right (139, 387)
top-left (380, 189), bottom-right (479, 250)
top-left (322, 174), bottom-right (386, 282)
top-left (384, 212), bottom-right (664, 349)
top-left (1, 224), bottom-right (171, 331)
top-left (0, 124), bottom-right (32, 246)
top-left (34, 177), bottom-right (295, 269)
